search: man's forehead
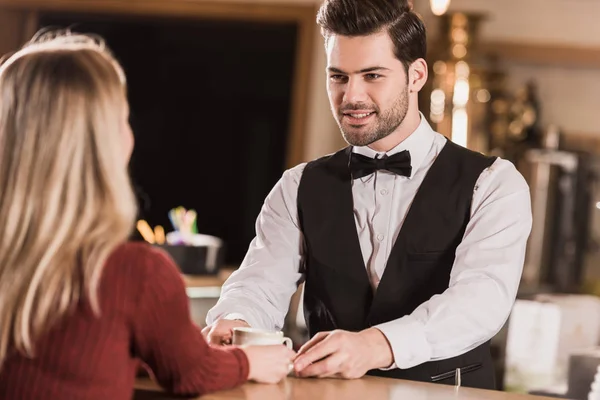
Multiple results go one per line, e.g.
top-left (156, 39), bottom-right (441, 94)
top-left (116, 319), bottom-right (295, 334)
top-left (326, 33), bottom-right (400, 71)
top-left (327, 32), bottom-right (394, 56)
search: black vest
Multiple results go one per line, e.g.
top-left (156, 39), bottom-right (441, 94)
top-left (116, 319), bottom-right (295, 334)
top-left (297, 139), bottom-right (497, 389)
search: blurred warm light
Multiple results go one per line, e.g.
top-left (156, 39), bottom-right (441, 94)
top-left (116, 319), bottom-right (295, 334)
top-left (455, 61), bottom-right (470, 78)
top-left (431, 89), bottom-right (445, 106)
top-left (433, 60), bottom-right (447, 75)
top-left (453, 79), bottom-right (470, 107)
top-left (596, 202), bottom-right (600, 210)
top-left (451, 28), bottom-right (467, 43)
top-left (452, 108), bottom-right (468, 147)
top-left (476, 89), bottom-right (491, 103)
top-left (430, 0), bottom-right (451, 16)
top-left (430, 89), bottom-right (446, 123)
top-left (452, 44), bottom-right (467, 58)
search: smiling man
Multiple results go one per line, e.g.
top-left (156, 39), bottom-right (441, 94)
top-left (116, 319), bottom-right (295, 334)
top-left (204, 0), bottom-right (532, 389)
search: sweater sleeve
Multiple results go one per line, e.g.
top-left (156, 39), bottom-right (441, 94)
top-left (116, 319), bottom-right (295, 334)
top-left (129, 244), bottom-right (249, 396)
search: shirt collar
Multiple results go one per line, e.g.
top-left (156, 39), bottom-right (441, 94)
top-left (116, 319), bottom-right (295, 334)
top-left (351, 112), bottom-right (435, 181)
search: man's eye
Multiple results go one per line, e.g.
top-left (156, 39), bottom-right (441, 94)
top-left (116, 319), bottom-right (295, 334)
top-left (330, 75), bottom-right (347, 82)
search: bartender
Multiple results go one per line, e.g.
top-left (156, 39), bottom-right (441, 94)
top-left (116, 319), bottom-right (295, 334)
top-left (204, 0), bottom-right (532, 389)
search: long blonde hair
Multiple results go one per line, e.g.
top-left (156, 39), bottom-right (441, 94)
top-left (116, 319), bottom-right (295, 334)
top-left (0, 32), bottom-right (138, 369)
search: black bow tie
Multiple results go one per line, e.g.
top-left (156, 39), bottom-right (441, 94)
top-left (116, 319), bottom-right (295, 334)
top-left (349, 150), bottom-right (412, 179)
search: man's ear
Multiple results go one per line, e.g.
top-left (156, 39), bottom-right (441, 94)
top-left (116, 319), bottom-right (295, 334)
top-left (408, 58), bottom-right (428, 93)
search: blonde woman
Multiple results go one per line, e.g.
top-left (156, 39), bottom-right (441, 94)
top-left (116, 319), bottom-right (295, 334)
top-left (0, 32), bottom-right (294, 400)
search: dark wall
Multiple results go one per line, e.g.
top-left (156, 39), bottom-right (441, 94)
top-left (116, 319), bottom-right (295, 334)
top-left (38, 13), bottom-right (298, 264)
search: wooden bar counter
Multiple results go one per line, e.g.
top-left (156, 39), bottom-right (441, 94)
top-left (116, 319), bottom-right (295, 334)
top-left (134, 376), bottom-right (565, 400)
top-left (171, 271), bottom-right (565, 399)
top-left (182, 268), bottom-right (234, 290)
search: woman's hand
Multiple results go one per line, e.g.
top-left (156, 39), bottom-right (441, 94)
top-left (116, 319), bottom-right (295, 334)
top-left (242, 345), bottom-right (296, 384)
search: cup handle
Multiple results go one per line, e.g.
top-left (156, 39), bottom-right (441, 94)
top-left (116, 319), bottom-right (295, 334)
top-left (282, 337), bottom-right (293, 349)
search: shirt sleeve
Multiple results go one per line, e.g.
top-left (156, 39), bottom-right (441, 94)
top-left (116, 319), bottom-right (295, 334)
top-left (206, 164), bottom-right (306, 331)
top-left (375, 158), bottom-right (532, 369)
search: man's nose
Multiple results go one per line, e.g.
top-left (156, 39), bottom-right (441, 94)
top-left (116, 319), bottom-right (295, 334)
top-left (342, 77), bottom-right (369, 104)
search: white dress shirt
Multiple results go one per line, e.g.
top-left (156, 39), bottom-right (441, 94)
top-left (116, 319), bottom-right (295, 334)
top-left (206, 116), bottom-right (532, 370)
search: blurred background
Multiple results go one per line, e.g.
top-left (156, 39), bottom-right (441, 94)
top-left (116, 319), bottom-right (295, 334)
top-left (1, 0), bottom-right (600, 397)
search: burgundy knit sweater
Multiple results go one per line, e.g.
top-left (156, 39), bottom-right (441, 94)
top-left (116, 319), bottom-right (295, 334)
top-left (0, 242), bottom-right (249, 399)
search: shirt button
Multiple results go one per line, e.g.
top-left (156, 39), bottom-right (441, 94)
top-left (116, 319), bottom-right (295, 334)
top-left (380, 189), bottom-right (389, 196)
top-left (377, 234), bottom-right (384, 242)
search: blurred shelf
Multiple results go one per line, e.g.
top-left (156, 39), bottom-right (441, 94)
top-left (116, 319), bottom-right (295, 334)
top-left (183, 268), bottom-right (234, 288)
top-left (183, 268), bottom-right (234, 299)
top-left (481, 40), bottom-right (600, 69)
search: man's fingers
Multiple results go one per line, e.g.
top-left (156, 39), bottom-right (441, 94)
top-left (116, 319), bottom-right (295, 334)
top-left (201, 325), bottom-right (211, 338)
top-left (294, 336), bottom-right (338, 371)
top-left (297, 353), bottom-right (345, 378)
top-left (207, 334), bottom-right (221, 345)
top-left (296, 331), bottom-right (329, 356)
top-left (318, 371), bottom-right (344, 379)
top-left (207, 329), bottom-right (231, 345)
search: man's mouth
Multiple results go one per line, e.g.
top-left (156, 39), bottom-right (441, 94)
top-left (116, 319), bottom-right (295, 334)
top-left (342, 111), bottom-right (376, 123)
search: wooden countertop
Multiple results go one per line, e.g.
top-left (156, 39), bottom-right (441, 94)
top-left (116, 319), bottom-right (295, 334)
top-left (134, 376), bottom-right (566, 400)
top-left (182, 268), bottom-right (234, 289)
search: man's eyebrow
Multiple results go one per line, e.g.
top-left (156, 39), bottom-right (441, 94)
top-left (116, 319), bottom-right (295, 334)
top-left (327, 66), bottom-right (391, 74)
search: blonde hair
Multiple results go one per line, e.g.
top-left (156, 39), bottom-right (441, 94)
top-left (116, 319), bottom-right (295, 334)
top-left (0, 31), bottom-right (137, 369)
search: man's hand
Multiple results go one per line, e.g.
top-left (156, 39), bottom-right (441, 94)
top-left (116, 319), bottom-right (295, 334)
top-left (201, 319), bottom-right (249, 345)
top-left (292, 328), bottom-right (393, 379)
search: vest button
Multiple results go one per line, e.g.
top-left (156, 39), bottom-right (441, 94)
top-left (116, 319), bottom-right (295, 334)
top-left (376, 234), bottom-right (384, 241)
top-left (380, 188), bottom-right (389, 196)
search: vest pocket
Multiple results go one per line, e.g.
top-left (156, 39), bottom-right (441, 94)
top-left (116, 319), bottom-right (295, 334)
top-left (430, 362), bottom-right (482, 383)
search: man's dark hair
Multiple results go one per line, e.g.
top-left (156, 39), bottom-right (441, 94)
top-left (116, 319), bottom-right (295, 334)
top-left (316, 0), bottom-right (427, 73)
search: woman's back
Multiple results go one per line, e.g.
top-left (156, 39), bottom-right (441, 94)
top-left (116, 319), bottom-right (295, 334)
top-left (0, 32), bottom-right (294, 398)
top-left (0, 242), bottom-right (249, 400)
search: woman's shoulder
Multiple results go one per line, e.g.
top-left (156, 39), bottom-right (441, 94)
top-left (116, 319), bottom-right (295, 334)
top-left (110, 241), bottom-right (171, 262)
top-left (99, 241), bottom-right (188, 319)
top-left (103, 241), bottom-right (182, 285)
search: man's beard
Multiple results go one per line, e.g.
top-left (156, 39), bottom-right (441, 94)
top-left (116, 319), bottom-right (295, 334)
top-left (336, 87), bottom-right (409, 147)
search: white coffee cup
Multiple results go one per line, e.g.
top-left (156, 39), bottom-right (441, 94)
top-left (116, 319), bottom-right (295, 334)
top-left (232, 327), bottom-right (293, 348)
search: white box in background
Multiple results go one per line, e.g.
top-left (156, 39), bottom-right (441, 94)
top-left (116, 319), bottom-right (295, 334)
top-left (504, 294), bottom-right (600, 393)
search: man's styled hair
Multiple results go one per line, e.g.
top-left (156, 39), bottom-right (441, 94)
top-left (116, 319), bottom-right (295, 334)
top-left (317, 0), bottom-right (427, 72)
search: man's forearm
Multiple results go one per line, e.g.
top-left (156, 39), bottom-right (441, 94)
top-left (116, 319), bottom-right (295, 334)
top-left (205, 297), bottom-right (275, 330)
